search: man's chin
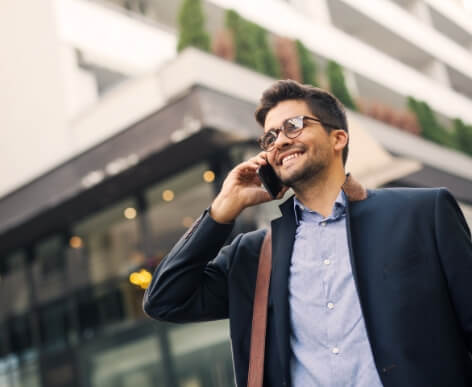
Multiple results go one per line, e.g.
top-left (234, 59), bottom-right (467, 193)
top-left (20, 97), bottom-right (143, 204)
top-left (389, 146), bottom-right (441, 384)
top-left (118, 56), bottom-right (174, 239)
top-left (279, 169), bottom-right (305, 187)
top-left (279, 163), bottom-right (325, 187)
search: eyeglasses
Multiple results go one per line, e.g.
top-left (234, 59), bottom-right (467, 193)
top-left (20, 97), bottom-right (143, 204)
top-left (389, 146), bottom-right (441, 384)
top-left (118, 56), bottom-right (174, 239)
top-left (258, 115), bottom-right (339, 152)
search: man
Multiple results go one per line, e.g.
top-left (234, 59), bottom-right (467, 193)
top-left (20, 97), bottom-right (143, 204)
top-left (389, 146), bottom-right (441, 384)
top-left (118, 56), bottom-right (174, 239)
top-left (143, 80), bottom-right (472, 386)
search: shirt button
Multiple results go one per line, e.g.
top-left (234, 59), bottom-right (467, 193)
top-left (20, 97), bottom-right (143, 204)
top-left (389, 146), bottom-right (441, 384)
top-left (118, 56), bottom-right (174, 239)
top-left (323, 259), bottom-right (331, 265)
top-left (332, 347), bottom-right (340, 354)
top-left (327, 302), bottom-right (335, 309)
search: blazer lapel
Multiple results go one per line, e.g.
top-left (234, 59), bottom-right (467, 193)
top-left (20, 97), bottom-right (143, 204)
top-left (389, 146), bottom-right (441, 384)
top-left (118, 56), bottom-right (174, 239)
top-left (270, 198), bottom-right (297, 381)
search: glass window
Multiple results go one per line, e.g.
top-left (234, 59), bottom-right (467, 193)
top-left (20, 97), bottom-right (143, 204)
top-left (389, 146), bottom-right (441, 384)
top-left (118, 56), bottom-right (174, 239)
top-left (73, 198), bottom-right (140, 284)
top-left (86, 333), bottom-right (166, 387)
top-left (33, 234), bottom-right (67, 304)
top-left (77, 279), bottom-right (143, 338)
top-left (0, 355), bottom-right (40, 387)
top-left (145, 163), bottom-right (215, 263)
top-left (0, 250), bottom-right (29, 317)
top-left (77, 288), bottom-right (101, 339)
top-left (169, 320), bottom-right (234, 387)
top-left (39, 301), bottom-right (70, 352)
top-left (8, 314), bottom-right (33, 355)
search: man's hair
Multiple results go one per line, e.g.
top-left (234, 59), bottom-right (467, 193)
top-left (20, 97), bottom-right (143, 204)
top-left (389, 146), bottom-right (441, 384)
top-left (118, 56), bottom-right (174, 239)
top-left (255, 79), bottom-right (349, 165)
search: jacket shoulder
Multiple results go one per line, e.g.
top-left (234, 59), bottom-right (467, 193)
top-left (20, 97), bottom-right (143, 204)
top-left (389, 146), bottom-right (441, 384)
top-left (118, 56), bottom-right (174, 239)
top-left (366, 186), bottom-right (447, 207)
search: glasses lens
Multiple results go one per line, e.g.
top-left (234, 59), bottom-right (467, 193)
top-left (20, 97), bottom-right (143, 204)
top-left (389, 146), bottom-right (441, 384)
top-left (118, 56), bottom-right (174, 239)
top-left (261, 131), bottom-right (277, 150)
top-left (284, 116), bottom-right (303, 138)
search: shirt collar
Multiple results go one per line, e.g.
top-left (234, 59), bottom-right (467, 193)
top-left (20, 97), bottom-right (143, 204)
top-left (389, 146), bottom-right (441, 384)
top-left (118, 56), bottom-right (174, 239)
top-left (293, 190), bottom-right (346, 225)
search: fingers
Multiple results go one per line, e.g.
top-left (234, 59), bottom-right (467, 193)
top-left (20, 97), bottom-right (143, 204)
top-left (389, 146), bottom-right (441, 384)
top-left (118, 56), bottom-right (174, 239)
top-left (246, 153), bottom-right (268, 168)
top-left (231, 154), bottom-right (268, 180)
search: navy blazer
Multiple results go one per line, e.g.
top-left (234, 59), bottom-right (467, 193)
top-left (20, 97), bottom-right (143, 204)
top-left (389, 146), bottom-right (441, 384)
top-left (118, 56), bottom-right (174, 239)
top-left (143, 186), bottom-right (472, 387)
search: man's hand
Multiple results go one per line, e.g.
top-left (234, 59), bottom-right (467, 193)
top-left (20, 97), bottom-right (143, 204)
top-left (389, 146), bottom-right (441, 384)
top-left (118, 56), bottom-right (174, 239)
top-left (210, 153), bottom-right (288, 223)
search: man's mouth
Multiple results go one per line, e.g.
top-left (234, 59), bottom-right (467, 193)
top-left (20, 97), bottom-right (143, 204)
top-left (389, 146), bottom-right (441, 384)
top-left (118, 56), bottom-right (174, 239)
top-left (280, 152), bottom-right (303, 166)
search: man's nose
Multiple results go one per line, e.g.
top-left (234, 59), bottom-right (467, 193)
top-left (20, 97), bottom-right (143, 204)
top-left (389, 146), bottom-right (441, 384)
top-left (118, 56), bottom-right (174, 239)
top-left (273, 130), bottom-right (293, 149)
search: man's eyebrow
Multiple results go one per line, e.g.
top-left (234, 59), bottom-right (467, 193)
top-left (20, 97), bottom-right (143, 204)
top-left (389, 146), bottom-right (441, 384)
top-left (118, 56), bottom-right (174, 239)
top-left (264, 118), bottom-right (286, 133)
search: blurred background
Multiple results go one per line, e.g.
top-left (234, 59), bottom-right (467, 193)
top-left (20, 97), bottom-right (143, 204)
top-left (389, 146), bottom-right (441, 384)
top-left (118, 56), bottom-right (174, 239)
top-left (1, 0), bottom-right (472, 386)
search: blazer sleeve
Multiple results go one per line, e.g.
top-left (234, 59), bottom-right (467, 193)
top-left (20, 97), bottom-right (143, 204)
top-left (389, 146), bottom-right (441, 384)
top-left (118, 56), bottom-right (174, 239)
top-left (142, 209), bottom-right (238, 323)
top-left (434, 188), bottom-right (472, 352)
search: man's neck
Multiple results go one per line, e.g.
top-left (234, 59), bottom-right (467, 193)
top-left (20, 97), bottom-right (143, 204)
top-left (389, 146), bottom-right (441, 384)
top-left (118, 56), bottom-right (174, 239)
top-left (293, 167), bottom-right (346, 218)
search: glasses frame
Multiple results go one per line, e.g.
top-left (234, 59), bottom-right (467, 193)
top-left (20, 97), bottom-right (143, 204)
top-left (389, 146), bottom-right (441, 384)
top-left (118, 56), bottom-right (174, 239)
top-left (258, 115), bottom-right (340, 152)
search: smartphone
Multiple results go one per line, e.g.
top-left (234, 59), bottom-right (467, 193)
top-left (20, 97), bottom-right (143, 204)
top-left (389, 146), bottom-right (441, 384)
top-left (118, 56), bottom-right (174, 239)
top-left (257, 162), bottom-right (284, 199)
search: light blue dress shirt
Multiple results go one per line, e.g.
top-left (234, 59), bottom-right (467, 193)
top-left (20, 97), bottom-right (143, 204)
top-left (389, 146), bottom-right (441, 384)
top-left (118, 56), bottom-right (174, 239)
top-left (289, 191), bottom-right (383, 386)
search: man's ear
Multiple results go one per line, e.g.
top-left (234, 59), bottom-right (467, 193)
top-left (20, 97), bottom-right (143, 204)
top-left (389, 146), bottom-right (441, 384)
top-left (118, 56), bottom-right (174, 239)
top-left (332, 130), bottom-right (348, 152)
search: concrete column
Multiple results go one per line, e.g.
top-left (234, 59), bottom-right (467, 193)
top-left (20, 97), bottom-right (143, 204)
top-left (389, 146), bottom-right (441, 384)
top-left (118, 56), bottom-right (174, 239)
top-left (421, 59), bottom-right (451, 87)
top-left (289, 0), bottom-right (332, 25)
top-left (344, 69), bottom-right (360, 100)
top-left (407, 0), bottom-right (433, 25)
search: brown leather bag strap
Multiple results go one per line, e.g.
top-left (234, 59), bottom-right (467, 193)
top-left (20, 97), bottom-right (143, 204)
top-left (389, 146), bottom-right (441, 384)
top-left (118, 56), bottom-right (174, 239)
top-left (247, 230), bottom-right (272, 387)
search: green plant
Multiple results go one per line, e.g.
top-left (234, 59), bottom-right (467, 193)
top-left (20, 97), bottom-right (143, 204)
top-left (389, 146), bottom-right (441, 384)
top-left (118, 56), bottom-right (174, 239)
top-left (225, 10), bottom-right (260, 71)
top-left (225, 9), bottom-right (280, 78)
top-left (177, 0), bottom-right (210, 53)
top-left (296, 40), bottom-right (318, 86)
top-left (407, 97), bottom-right (456, 148)
top-left (254, 24), bottom-right (280, 78)
top-left (453, 119), bottom-right (472, 156)
top-left (326, 61), bottom-right (356, 110)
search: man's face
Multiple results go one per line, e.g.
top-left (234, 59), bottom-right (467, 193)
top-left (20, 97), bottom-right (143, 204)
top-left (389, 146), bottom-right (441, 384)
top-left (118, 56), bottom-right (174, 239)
top-left (263, 99), bottom-right (336, 187)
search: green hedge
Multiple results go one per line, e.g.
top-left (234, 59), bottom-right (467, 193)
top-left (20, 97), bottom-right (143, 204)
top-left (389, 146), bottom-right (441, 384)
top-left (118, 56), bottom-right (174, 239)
top-left (296, 40), bottom-right (318, 86)
top-left (177, 0), bottom-right (210, 53)
top-left (327, 61), bottom-right (357, 110)
top-left (407, 97), bottom-right (456, 147)
top-left (454, 119), bottom-right (472, 156)
top-left (225, 10), bottom-right (280, 78)
top-left (407, 97), bottom-right (472, 156)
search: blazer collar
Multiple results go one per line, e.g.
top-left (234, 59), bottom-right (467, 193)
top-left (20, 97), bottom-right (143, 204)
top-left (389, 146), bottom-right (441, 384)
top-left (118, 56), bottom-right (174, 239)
top-left (279, 173), bottom-right (369, 217)
top-left (270, 174), bottom-right (367, 381)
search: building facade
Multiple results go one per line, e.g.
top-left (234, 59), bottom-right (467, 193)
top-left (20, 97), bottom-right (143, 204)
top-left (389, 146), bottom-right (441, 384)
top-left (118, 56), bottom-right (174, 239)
top-left (1, 1), bottom-right (472, 386)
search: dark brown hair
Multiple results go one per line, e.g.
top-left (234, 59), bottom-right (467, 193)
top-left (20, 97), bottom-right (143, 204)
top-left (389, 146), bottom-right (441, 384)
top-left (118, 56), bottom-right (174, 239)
top-left (255, 79), bottom-right (349, 165)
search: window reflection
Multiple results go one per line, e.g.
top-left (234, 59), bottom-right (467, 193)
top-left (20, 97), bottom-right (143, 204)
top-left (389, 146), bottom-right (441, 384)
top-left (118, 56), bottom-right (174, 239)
top-left (73, 198), bottom-right (140, 284)
top-left (87, 333), bottom-right (165, 387)
top-left (39, 301), bottom-right (70, 352)
top-left (0, 250), bottom-right (29, 318)
top-left (33, 234), bottom-right (67, 304)
top-left (8, 314), bottom-right (33, 355)
top-left (169, 320), bottom-right (234, 387)
top-left (145, 163), bottom-right (214, 263)
top-left (0, 354), bottom-right (40, 387)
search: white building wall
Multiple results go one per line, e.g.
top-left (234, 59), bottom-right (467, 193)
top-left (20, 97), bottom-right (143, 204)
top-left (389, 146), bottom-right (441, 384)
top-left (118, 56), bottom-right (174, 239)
top-left (0, 0), bottom-right (176, 200)
top-left (60, 44), bottom-right (99, 119)
top-left (0, 0), bottom-right (70, 199)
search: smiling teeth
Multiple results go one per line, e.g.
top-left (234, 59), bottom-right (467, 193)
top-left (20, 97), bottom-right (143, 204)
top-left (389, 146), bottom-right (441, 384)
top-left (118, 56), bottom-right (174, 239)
top-left (282, 153), bottom-right (301, 165)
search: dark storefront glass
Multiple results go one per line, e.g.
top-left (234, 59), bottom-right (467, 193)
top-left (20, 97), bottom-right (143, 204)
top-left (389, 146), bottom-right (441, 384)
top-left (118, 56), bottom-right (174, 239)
top-left (0, 355), bottom-right (40, 387)
top-left (0, 154), bottom-right (247, 386)
top-left (80, 325), bottom-right (167, 387)
top-left (73, 198), bottom-right (141, 285)
top-left (145, 163), bottom-right (215, 260)
top-left (0, 249), bottom-right (40, 386)
top-left (33, 235), bottom-right (67, 305)
top-left (0, 250), bottom-right (29, 318)
top-left (168, 321), bottom-right (234, 387)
